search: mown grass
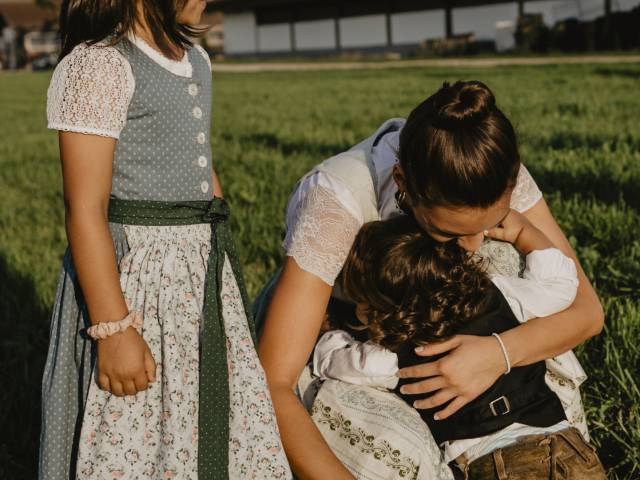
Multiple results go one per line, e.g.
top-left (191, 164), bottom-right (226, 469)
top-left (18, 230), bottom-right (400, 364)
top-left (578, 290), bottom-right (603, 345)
top-left (0, 63), bottom-right (638, 479)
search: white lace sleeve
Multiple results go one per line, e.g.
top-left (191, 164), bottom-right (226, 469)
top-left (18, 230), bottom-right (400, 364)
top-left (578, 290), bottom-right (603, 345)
top-left (194, 44), bottom-right (212, 71)
top-left (47, 44), bottom-right (134, 139)
top-left (284, 174), bottom-right (363, 286)
top-left (510, 164), bottom-right (543, 213)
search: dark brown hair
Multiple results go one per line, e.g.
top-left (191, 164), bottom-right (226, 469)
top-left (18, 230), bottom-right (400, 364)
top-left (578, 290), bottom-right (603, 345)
top-left (341, 216), bottom-right (492, 351)
top-left (58, 0), bottom-right (202, 60)
top-left (399, 80), bottom-right (521, 209)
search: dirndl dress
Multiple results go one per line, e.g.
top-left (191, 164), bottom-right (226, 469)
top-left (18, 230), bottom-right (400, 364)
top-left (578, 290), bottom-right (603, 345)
top-left (40, 37), bottom-right (291, 479)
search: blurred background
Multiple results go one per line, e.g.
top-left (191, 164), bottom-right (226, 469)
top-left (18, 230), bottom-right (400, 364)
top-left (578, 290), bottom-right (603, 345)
top-left (2, 0), bottom-right (640, 68)
top-left (0, 1), bottom-right (638, 479)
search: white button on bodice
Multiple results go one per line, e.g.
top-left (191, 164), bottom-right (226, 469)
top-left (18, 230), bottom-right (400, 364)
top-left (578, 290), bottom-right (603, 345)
top-left (200, 180), bottom-right (209, 193)
top-left (197, 132), bottom-right (206, 144)
top-left (193, 106), bottom-right (203, 119)
top-left (198, 155), bottom-right (207, 168)
top-left (188, 83), bottom-right (198, 96)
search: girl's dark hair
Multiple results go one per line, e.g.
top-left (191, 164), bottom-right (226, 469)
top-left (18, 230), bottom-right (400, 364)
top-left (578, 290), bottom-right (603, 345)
top-left (399, 80), bottom-right (520, 209)
top-left (341, 216), bottom-right (492, 351)
top-left (58, 0), bottom-right (202, 60)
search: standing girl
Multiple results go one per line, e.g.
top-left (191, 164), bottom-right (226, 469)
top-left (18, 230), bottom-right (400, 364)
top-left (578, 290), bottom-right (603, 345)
top-left (40, 1), bottom-right (291, 479)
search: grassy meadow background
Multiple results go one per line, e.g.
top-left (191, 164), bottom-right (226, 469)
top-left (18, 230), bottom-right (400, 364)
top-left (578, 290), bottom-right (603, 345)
top-left (1, 63), bottom-right (639, 479)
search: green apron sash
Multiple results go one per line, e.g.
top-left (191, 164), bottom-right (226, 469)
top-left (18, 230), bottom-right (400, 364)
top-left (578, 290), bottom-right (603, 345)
top-left (108, 197), bottom-right (256, 479)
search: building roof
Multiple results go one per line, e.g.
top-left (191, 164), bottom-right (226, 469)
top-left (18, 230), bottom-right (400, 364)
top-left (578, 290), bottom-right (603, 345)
top-left (210, 0), bottom-right (528, 13)
top-left (208, 0), bottom-right (534, 24)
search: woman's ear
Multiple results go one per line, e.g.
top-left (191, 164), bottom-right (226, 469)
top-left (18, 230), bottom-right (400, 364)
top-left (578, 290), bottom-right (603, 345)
top-left (392, 164), bottom-right (407, 193)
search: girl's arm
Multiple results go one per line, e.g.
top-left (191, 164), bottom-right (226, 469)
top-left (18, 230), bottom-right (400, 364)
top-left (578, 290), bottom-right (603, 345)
top-left (212, 168), bottom-right (223, 198)
top-left (61, 132), bottom-right (156, 397)
top-left (259, 259), bottom-right (355, 480)
top-left (486, 209), bottom-right (579, 322)
top-left (398, 197), bottom-right (603, 419)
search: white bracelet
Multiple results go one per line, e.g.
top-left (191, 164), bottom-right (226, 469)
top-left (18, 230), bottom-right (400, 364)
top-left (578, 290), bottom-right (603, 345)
top-left (492, 333), bottom-right (511, 375)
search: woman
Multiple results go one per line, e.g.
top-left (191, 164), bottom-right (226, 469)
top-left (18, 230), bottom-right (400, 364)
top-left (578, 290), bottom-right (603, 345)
top-left (257, 81), bottom-right (603, 479)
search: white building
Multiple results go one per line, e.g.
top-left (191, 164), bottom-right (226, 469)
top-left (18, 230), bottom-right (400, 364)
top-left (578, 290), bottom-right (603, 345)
top-left (209, 0), bottom-right (640, 55)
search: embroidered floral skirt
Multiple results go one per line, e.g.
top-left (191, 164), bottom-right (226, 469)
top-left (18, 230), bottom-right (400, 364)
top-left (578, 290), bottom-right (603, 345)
top-left (40, 223), bottom-right (291, 479)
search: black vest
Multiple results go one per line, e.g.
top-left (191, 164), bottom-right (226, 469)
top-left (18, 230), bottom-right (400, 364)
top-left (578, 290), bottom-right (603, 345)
top-left (394, 285), bottom-right (566, 444)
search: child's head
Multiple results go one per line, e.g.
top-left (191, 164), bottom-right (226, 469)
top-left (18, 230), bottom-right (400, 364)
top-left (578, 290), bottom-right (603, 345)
top-left (395, 81), bottom-right (519, 251)
top-left (59, 0), bottom-right (207, 59)
top-left (341, 215), bottom-right (492, 351)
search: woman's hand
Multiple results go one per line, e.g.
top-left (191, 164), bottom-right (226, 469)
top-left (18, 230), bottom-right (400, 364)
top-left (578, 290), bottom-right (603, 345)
top-left (97, 327), bottom-right (157, 396)
top-left (398, 335), bottom-right (506, 419)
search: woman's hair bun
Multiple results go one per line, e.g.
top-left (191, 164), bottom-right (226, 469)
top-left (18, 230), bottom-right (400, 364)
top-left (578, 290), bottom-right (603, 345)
top-left (433, 80), bottom-right (496, 129)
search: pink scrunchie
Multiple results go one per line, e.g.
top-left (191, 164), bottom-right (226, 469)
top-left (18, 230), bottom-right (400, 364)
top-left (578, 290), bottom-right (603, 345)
top-left (87, 311), bottom-right (143, 340)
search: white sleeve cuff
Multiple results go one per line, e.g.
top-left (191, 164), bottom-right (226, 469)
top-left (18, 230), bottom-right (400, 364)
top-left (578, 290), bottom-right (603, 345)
top-left (313, 330), bottom-right (399, 389)
top-left (47, 123), bottom-right (120, 139)
top-left (491, 248), bottom-right (578, 322)
top-left (524, 248), bottom-right (577, 282)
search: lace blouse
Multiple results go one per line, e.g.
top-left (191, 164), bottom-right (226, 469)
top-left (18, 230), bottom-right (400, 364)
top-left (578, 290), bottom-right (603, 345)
top-left (46, 35), bottom-right (212, 139)
top-left (284, 130), bottom-right (543, 285)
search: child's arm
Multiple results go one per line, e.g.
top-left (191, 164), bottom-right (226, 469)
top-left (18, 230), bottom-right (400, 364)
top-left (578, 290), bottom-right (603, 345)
top-left (485, 209), bottom-right (579, 322)
top-left (61, 132), bottom-right (156, 396)
top-left (212, 168), bottom-right (223, 198)
top-left (491, 249), bottom-right (579, 322)
top-left (485, 208), bottom-right (554, 255)
top-left (313, 330), bottom-right (399, 389)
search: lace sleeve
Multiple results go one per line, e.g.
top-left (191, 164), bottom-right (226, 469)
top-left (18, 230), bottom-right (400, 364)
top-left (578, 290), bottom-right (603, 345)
top-left (510, 164), bottom-right (543, 213)
top-left (47, 44), bottom-right (134, 139)
top-left (284, 181), bottom-right (363, 286)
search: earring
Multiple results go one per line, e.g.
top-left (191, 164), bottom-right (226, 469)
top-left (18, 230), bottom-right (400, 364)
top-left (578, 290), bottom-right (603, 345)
top-left (395, 190), bottom-right (407, 210)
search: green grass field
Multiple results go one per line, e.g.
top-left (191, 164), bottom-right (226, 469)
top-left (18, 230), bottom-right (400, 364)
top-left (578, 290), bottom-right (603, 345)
top-left (1, 63), bottom-right (639, 479)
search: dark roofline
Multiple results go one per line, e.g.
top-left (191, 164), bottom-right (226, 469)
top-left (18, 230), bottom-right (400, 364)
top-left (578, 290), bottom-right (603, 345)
top-left (209, 0), bottom-right (530, 14)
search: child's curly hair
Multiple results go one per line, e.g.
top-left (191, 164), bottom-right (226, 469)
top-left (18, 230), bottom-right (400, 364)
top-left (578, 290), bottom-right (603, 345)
top-left (340, 215), bottom-right (492, 352)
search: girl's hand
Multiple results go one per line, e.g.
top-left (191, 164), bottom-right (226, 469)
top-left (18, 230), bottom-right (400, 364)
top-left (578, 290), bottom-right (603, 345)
top-left (96, 327), bottom-right (157, 397)
top-left (484, 208), bottom-right (528, 245)
top-left (486, 209), bottom-right (553, 255)
top-left (397, 335), bottom-right (506, 419)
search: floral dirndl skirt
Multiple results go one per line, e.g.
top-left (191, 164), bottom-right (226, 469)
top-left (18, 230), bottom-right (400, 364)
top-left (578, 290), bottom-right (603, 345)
top-left (40, 223), bottom-right (292, 479)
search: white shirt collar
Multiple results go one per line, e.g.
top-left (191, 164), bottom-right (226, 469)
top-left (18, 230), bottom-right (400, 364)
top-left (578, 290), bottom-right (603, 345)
top-left (127, 32), bottom-right (193, 78)
top-left (371, 129), bottom-right (404, 220)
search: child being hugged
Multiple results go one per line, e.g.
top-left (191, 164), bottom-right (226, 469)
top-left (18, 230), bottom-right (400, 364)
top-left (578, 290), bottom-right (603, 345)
top-left (40, 1), bottom-right (291, 479)
top-left (314, 212), bottom-right (605, 479)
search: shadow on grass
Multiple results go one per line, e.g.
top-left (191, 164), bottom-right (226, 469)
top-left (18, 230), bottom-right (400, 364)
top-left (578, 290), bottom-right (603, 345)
top-left (0, 253), bottom-right (49, 480)
top-left (529, 165), bottom-right (640, 211)
top-left (229, 132), bottom-right (351, 160)
top-left (528, 131), bottom-right (640, 152)
top-left (593, 67), bottom-right (640, 79)
top-left (237, 131), bottom-right (640, 211)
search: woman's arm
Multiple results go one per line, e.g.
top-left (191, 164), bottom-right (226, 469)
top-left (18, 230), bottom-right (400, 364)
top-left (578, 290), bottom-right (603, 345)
top-left (61, 132), bottom-right (156, 397)
top-left (398, 197), bottom-right (603, 419)
top-left (258, 258), bottom-right (355, 480)
top-left (502, 197), bottom-right (603, 358)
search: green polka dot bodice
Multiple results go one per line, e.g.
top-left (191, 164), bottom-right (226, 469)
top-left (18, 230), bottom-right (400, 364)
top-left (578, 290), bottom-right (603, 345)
top-left (112, 39), bottom-right (213, 202)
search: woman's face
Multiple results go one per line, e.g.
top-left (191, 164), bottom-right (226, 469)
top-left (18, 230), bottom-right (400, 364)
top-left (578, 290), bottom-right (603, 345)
top-left (177, 0), bottom-right (207, 25)
top-left (410, 190), bottom-right (512, 252)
